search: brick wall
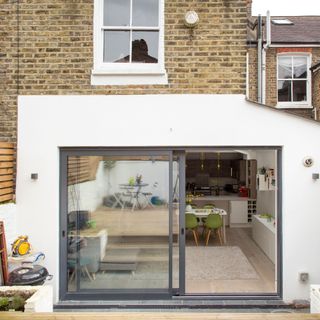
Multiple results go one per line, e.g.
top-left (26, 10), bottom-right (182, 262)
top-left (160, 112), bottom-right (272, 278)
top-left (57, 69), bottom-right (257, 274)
top-left (248, 46), bottom-right (320, 119)
top-left (313, 68), bottom-right (320, 120)
top-left (0, 0), bottom-right (250, 142)
top-left (248, 47), bottom-right (257, 102)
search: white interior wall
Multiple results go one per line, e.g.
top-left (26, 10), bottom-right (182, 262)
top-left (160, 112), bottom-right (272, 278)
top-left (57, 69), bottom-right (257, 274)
top-left (16, 94), bottom-right (320, 302)
top-left (256, 150), bottom-right (277, 217)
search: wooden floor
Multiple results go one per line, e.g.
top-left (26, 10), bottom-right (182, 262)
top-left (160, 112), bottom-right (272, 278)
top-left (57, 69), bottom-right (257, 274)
top-left (1, 312), bottom-right (319, 320)
top-left (77, 206), bottom-right (275, 294)
top-left (90, 206), bottom-right (178, 237)
top-left (185, 227), bottom-right (276, 294)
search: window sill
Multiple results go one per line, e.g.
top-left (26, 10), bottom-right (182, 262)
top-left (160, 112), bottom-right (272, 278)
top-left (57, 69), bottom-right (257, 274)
top-left (276, 103), bottom-right (313, 109)
top-left (91, 68), bottom-right (168, 86)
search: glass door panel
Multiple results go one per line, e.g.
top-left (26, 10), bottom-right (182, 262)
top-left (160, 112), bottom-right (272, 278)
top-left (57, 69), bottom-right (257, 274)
top-left (65, 153), bottom-right (172, 293)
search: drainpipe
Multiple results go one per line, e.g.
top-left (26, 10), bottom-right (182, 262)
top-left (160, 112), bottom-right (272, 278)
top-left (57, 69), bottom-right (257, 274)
top-left (313, 107), bottom-right (317, 121)
top-left (261, 11), bottom-right (271, 105)
top-left (262, 46), bottom-right (266, 104)
top-left (257, 14), bottom-right (263, 104)
top-left (246, 52), bottom-right (249, 99)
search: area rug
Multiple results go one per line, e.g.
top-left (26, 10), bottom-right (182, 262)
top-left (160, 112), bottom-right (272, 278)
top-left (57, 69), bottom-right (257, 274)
top-left (185, 246), bottom-right (259, 280)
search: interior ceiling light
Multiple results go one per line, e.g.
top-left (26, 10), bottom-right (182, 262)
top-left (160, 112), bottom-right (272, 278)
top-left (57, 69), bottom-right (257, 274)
top-left (271, 19), bottom-right (293, 25)
top-left (200, 152), bottom-right (204, 171)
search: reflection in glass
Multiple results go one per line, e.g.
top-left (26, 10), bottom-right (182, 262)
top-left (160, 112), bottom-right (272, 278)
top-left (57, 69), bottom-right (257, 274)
top-left (131, 32), bottom-right (159, 63)
top-left (278, 57), bottom-right (292, 79)
top-left (103, 31), bottom-right (130, 63)
top-left (293, 57), bottom-right (307, 79)
top-left (132, 0), bottom-right (159, 27)
top-left (104, 0), bottom-right (130, 26)
top-left (172, 158), bottom-right (179, 290)
top-left (67, 155), bottom-right (172, 291)
top-left (293, 80), bottom-right (307, 102)
top-left (278, 80), bottom-right (291, 102)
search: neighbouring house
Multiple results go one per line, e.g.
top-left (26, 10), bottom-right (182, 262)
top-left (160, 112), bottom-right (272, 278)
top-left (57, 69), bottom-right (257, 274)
top-left (1, 0), bottom-right (320, 309)
top-left (247, 15), bottom-right (320, 119)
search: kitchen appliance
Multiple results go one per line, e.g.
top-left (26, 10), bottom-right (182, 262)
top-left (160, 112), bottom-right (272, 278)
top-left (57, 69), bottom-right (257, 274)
top-left (238, 186), bottom-right (249, 197)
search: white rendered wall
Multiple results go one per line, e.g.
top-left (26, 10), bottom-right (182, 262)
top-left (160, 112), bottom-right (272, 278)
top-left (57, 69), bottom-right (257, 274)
top-left (16, 94), bottom-right (320, 302)
top-left (0, 203), bottom-right (17, 252)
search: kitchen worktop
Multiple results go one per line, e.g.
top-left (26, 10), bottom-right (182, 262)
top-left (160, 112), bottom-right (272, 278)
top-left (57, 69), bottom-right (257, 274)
top-left (191, 195), bottom-right (251, 201)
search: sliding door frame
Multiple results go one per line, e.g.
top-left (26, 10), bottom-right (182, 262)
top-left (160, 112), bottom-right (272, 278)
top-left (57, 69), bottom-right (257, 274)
top-left (59, 146), bottom-right (282, 301)
top-left (59, 148), bottom-right (176, 301)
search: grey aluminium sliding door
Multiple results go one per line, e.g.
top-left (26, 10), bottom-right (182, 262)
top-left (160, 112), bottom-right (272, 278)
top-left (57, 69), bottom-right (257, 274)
top-left (60, 149), bottom-right (182, 300)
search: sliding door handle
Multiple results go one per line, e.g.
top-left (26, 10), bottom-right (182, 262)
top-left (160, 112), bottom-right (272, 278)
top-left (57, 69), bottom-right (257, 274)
top-left (181, 228), bottom-right (185, 235)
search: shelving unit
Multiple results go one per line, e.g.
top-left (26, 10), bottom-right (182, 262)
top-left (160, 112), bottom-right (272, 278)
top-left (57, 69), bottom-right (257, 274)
top-left (247, 199), bottom-right (256, 223)
top-left (256, 168), bottom-right (276, 191)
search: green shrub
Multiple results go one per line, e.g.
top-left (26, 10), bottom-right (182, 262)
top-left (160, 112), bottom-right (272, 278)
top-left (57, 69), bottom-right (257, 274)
top-left (0, 297), bottom-right (9, 311)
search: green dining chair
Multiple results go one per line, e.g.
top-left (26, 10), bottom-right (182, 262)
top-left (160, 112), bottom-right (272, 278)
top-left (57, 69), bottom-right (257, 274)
top-left (201, 204), bottom-right (216, 224)
top-left (185, 213), bottom-right (199, 246)
top-left (204, 213), bottom-right (223, 246)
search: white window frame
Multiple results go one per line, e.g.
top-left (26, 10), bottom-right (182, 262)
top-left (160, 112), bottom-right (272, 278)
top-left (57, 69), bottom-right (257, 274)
top-left (276, 53), bottom-right (312, 109)
top-left (91, 0), bottom-right (167, 85)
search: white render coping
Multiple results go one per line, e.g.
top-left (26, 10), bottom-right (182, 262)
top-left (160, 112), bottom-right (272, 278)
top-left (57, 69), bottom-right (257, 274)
top-left (0, 285), bottom-right (53, 312)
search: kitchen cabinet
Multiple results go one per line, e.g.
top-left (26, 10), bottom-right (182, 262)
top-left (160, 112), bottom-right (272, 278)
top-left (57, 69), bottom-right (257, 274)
top-left (230, 160), bottom-right (239, 178)
top-left (248, 160), bottom-right (257, 198)
top-left (239, 160), bottom-right (247, 183)
top-left (230, 200), bottom-right (248, 225)
top-left (252, 215), bottom-right (275, 263)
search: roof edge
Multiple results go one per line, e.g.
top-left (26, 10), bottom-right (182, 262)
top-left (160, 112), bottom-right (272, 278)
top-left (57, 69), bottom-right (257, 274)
top-left (245, 98), bottom-right (319, 124)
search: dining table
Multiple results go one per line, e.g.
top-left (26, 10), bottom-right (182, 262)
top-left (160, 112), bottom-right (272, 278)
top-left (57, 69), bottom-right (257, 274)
top-left (185, 208), bottom-right (227, 244)
top-left (119, 183), bottom-right (149, 211)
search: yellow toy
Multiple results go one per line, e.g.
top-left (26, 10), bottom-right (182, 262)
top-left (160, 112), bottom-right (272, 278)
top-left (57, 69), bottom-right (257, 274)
top-left (11, 235), bottom-right (31, 257)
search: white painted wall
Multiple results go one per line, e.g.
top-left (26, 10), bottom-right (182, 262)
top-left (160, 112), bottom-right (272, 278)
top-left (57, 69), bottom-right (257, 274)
top-left (0, 203), bottom-right (17, 252)
top-left (108, 161), bottom-right (170, 202)
top-left (16, 94), bottom-right (320, 302)
top-left (256, 150), bottom-right (277, 218)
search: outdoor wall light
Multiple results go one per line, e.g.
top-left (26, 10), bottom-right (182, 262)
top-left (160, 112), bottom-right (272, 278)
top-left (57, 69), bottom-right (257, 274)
top-left (184, 10), bottom-right (199, 28)
top-left (303, 156), bottom-right (314, 167)
top-left (31, 173), bottom-right (38, 180)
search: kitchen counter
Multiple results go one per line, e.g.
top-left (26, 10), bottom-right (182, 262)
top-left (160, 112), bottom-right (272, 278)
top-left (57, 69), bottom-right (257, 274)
top-left (191, 195), bottom-right (250, 201)
top-left (252, 215), bottom-right (275, 263)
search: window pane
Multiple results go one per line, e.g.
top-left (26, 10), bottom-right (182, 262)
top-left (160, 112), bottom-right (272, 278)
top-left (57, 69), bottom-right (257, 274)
top-left (293, 57), bottom-right (307, 79)
top-left (67, 155), bottom-right (171, 291)
top-left (278, 57), bottom-right (292, 79)
top-left (132, 31), bottom-right (159, 63)
top-left (278, 80), bottom-right (291, 102)
top-left (104, 0), bottom-right (130, 26)
top-left (103, 31), bottom-right (130, 63)
top-left (293, 80), bottom-right (307, 102)
top-left (132, 0), bottom-right (159, 26)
